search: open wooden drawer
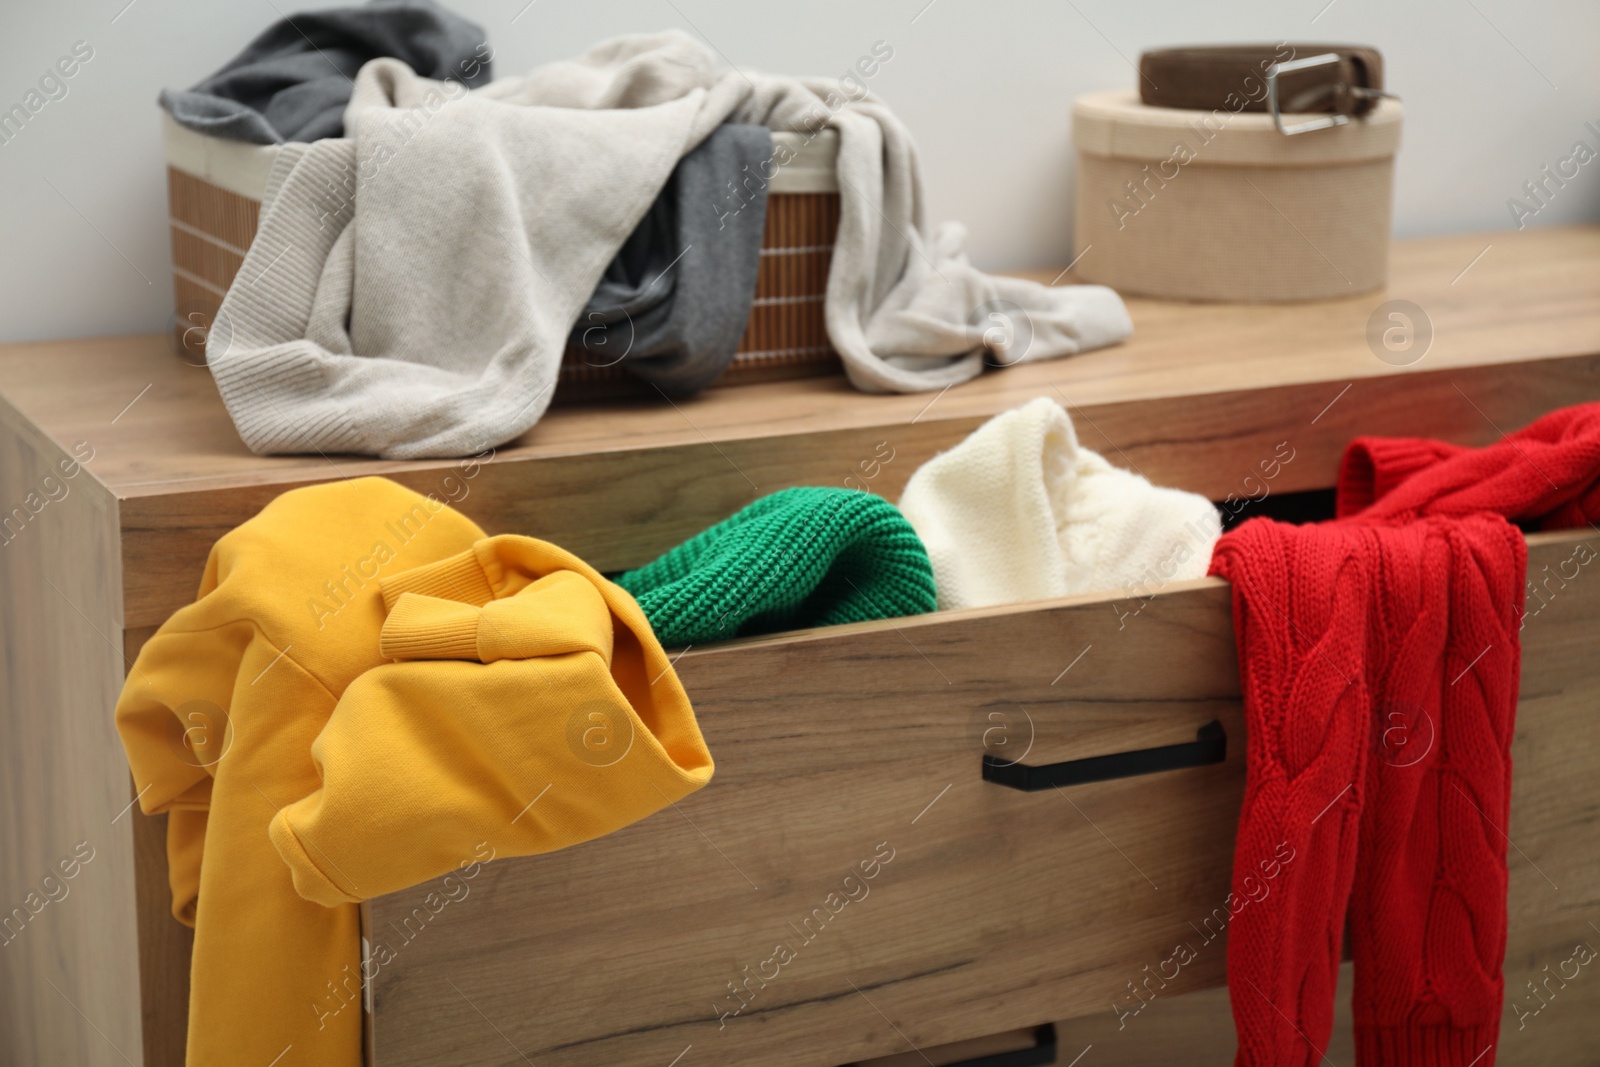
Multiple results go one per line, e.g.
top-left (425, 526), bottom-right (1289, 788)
top-left (360, 527), bottom-right (1600, 1067)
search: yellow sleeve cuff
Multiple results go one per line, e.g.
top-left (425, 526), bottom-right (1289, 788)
top-left (379, 594), bottom-right (482, 660)
top-left (379, 548), bottom-right (494, 610)
top-left (268, 808), bottom-right (357, 907)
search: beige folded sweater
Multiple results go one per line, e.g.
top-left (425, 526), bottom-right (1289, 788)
top-left (210, 33), bottom-right (1131, 459)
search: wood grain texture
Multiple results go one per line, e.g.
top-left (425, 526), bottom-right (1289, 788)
top-left (0, 229), bottom-right (1595, 629)
top-left (0, 395), bottom-right (145, 1066)
top-left (4, 227), bottom-right (1591, 498)
top-left (122, 624), bottom-right (194, 1067)
top-left (131, 807), bottom-right (192, 1067)
top-left (1050, 965), bottom-right (1357, 1066)
top-left (365, 527), bottom-right (1600, 1067)
top-left (367, 573), bottom-right (1243, 1067)
top-left (848, 1026), bottom-right (1043, 1067)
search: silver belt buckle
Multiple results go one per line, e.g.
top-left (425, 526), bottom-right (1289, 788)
top-left (1266, 52), bottom-right (1397, 135)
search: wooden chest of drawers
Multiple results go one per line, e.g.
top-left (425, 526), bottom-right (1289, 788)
top-left (3, 227), bottom-right (1599, 1066)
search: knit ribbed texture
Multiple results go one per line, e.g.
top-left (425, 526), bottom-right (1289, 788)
top-left (379, 545), bottom-right (495, 610)
top-left (1337, 401), bottom-right (1600, 527)
top-left (1354, 1023), bottom-right (1501, 1067)
top-left (1335, 437), bottom-right (1466, 518)
top-left (1348, 518), bottom-right (1520, 1067)
top-left (378, 593), bottom-right (481, 660)
top-left (615, 487), bottom-right (937, 646)
top-left (206, 140), bottom-right (372, 456)
top-left (1209, 400), bottom-right (1600, 1067)
top-left (1213, 515), bottom-right (1521, 1067)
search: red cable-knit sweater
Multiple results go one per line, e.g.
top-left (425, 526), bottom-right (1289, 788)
top-left (1338, 402), bottom-right (1600, 527)
top-left (1212, 401), bottom-right (1600, 1067)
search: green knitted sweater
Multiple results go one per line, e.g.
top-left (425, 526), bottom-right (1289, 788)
top-left (615, 487), bottom-right (938, 646)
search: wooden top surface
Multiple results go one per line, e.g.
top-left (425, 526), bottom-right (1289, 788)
top-left (2, 226), bottom-right (1597, 501)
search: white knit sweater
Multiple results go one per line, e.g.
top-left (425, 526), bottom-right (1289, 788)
top-left (208, 33), bottom-right (1132, 459)
top-left (897, 397), bottom-right (1221, 609)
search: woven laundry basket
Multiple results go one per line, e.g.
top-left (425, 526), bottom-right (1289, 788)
top-left (162, 113), bottom-right (843, 393)
top-left (1071, 89), bottom-right (1402, 302)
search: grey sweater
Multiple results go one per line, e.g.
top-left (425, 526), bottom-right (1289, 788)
top-left (210, 33), bottom-right (1132, 459)
top-left (574, 123), bottom-right (772, 397)
top-left (159, 0), bottom-right (492, 144)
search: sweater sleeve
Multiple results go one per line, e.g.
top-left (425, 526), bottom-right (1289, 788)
top-left (1341, 403), bottom-right (1600, 525)
top-left (205, 137), bottom-right (530, 459)
top-left (1207, 520), bottom-right (1374, 1067)
top-left (268, 537), bottom-right (715, 906)
top-left (1336, 436), bottom-right (1467, 517)
top-left (114, 617), bottom-right (253, 926)
top-left (1349, 515), bottom-right (1523, 1066)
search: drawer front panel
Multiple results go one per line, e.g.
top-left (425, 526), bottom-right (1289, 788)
top-left (365, 575), bottom-right (1247, 1066)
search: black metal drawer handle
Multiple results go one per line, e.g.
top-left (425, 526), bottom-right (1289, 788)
top-left (981, 721), bottom-right (1226, 791)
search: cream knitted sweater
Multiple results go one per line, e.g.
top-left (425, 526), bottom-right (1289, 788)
top-left (209, 33), bottom-right (1131, 459)
top-left (898, 397), bottom-right (1221, 609)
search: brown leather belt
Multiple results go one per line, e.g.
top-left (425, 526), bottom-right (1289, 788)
top-left (1139, 44), bottom-right (1390, 134)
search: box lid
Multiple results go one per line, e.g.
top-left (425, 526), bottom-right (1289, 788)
top-left (1073, 88), bottom-right (1401, 166)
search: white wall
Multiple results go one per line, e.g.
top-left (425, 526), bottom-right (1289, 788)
top-left (2, 0), bottom-right (1596, 343)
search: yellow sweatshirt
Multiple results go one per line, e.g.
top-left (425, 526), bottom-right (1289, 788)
top-left (115, 478), bottom-right (713, 1066)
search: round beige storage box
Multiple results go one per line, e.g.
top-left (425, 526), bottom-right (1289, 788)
top-left (1072, 89), bottom-right (1402, 302)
